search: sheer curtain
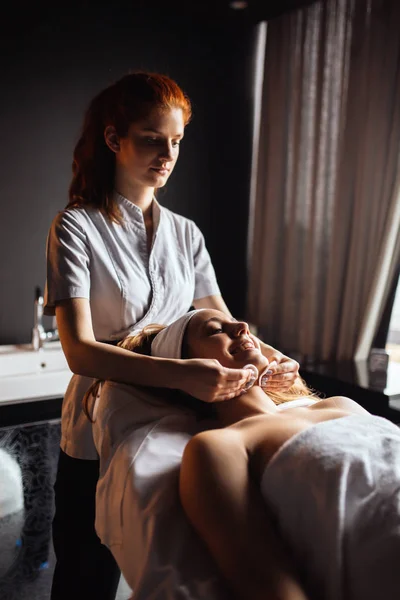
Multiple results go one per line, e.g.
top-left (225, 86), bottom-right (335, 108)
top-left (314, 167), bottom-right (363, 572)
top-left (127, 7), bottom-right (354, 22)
top-left (247, 0), bottom-right (400, 362)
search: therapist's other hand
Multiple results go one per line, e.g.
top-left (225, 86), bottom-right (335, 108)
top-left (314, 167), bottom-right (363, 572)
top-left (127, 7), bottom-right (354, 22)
top-left (251, 335), bottom-right (300, 391)
top-left (176, 358), bottom-right (252, 403)
top-left (260, 356), bottom-right (300, 391)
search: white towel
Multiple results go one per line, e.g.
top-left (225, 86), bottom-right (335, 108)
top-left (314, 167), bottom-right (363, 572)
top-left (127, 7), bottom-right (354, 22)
top-left (260, 414), bottom-right (400, 600)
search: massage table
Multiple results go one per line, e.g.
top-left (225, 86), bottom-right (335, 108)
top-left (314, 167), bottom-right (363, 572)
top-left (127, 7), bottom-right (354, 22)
top-left (93, 382), bottom-right (316, 599)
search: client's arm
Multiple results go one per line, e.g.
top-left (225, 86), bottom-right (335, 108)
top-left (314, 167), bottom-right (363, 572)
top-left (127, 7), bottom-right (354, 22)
top-left (193, 295), bottom-right (300, 391)
top-left (180, 428), bottom-right (309, 600)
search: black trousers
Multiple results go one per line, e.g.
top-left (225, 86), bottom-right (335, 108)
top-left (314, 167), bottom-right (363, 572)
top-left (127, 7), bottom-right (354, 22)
top-left (51, 450), bottom-right (121, 600)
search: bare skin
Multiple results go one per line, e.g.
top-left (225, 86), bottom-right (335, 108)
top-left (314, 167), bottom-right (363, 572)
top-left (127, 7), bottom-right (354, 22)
top-left (179, 309), bottom-right (370, 600)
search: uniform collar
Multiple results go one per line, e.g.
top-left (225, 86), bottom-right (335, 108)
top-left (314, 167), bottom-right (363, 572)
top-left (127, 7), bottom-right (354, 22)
top-left (113, 191), bottom-right (162, 228)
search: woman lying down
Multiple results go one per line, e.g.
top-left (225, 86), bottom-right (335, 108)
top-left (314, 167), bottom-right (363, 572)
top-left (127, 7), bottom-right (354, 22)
top-left (87, 309), bottom-right (400, 600)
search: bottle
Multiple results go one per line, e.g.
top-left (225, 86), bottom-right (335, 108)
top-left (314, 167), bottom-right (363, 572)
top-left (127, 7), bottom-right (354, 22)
top-left (32, 286), bottom-right (45, 350)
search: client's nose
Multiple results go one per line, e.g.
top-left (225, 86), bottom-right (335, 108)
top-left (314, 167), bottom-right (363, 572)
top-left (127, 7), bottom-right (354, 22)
top-left (233, 321), bottom-right (249, 337)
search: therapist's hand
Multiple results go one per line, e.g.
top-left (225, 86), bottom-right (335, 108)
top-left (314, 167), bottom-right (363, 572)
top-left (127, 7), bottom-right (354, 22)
top-left (250, 335), bottom-right (300, 391)
top-left (175, 358), bottom-right (252, 403)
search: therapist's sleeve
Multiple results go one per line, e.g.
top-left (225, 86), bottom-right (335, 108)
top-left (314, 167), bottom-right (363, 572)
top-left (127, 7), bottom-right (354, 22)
top-left (44, 211), bottom-right (91, 316)
top-left (191, 222), bottom-right (221, 300)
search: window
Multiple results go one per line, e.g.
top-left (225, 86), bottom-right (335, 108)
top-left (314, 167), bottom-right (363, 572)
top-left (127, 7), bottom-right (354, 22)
top-left (373, 259), bottom-right (400, 363)
top-left (386, 275), bottom-right (400, 363)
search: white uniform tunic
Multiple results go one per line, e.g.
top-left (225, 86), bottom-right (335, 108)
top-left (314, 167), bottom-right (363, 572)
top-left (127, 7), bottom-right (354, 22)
top-left (44, 192), bottom-right (220, 459)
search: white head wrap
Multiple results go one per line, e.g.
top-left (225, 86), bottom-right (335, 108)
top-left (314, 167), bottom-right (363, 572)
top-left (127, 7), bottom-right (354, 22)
top-left (151, 309), bottom-right (206, 359)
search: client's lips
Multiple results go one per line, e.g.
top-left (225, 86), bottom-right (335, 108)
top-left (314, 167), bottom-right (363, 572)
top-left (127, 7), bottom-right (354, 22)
top-left (230, 338), bottom-right (256, 355)
top-left (151, 166), bottom-right (169, 175)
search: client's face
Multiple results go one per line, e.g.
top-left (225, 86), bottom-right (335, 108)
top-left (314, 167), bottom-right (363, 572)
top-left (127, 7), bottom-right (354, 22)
top-left (186, 310), bottom-right (268, 371)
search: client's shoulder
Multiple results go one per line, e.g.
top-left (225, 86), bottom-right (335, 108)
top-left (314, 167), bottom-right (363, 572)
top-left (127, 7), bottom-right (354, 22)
top-left (309, 396), bottom-right (370, 415)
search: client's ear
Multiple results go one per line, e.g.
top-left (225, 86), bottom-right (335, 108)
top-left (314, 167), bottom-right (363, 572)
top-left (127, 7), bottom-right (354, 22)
top-left (104, 125), bottom-right (121, 153)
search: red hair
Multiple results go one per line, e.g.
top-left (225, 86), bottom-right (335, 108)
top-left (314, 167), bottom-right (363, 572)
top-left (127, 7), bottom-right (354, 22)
top-left (67, 72), bottom-right (192, 223)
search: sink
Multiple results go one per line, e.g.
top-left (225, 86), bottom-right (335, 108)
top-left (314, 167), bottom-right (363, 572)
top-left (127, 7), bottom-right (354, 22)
top-left (0, 341), bottom-right (69, 376)
top-left (0, 342), bottom-right (72, 404)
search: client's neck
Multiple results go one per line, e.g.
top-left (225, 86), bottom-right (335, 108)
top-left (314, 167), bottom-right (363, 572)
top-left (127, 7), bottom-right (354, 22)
top-left (215, 385), bottom-right (278, 427)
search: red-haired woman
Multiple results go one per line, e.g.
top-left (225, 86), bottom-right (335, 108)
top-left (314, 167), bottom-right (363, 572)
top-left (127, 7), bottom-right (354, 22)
top-left (44, 72), bottom-right (300, 600)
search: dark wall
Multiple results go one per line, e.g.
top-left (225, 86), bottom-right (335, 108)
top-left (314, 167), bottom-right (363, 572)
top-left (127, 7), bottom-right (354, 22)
top-left (0, 3), bottom-right (259, 343)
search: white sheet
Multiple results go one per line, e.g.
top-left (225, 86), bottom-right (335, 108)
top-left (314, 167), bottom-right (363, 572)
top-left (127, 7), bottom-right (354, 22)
top-left (93, 383), bottom-right (316, 599)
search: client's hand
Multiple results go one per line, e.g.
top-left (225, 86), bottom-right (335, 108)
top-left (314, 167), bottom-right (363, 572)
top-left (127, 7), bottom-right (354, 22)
top-left (251, 335), bottom-right (300, 391)
top-left (176, 358), bottom-right (252, 403)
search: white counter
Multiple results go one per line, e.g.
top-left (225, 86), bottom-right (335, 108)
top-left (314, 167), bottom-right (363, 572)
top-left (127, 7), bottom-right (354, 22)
top-left (0, 342), bottom-right (72, 405)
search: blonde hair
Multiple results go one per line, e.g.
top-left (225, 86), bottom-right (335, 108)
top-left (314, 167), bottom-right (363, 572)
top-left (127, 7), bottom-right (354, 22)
top-left (82, 324), bottom-right (166, 422)
top-left (83, 323), bottom-right (316, 421)
top-left (266, 378), bottom-right (316, 406)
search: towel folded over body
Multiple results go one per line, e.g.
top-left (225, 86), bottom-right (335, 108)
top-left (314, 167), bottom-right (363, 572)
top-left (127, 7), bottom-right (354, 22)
top-left (261, 414), bottom-right (400, 600)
